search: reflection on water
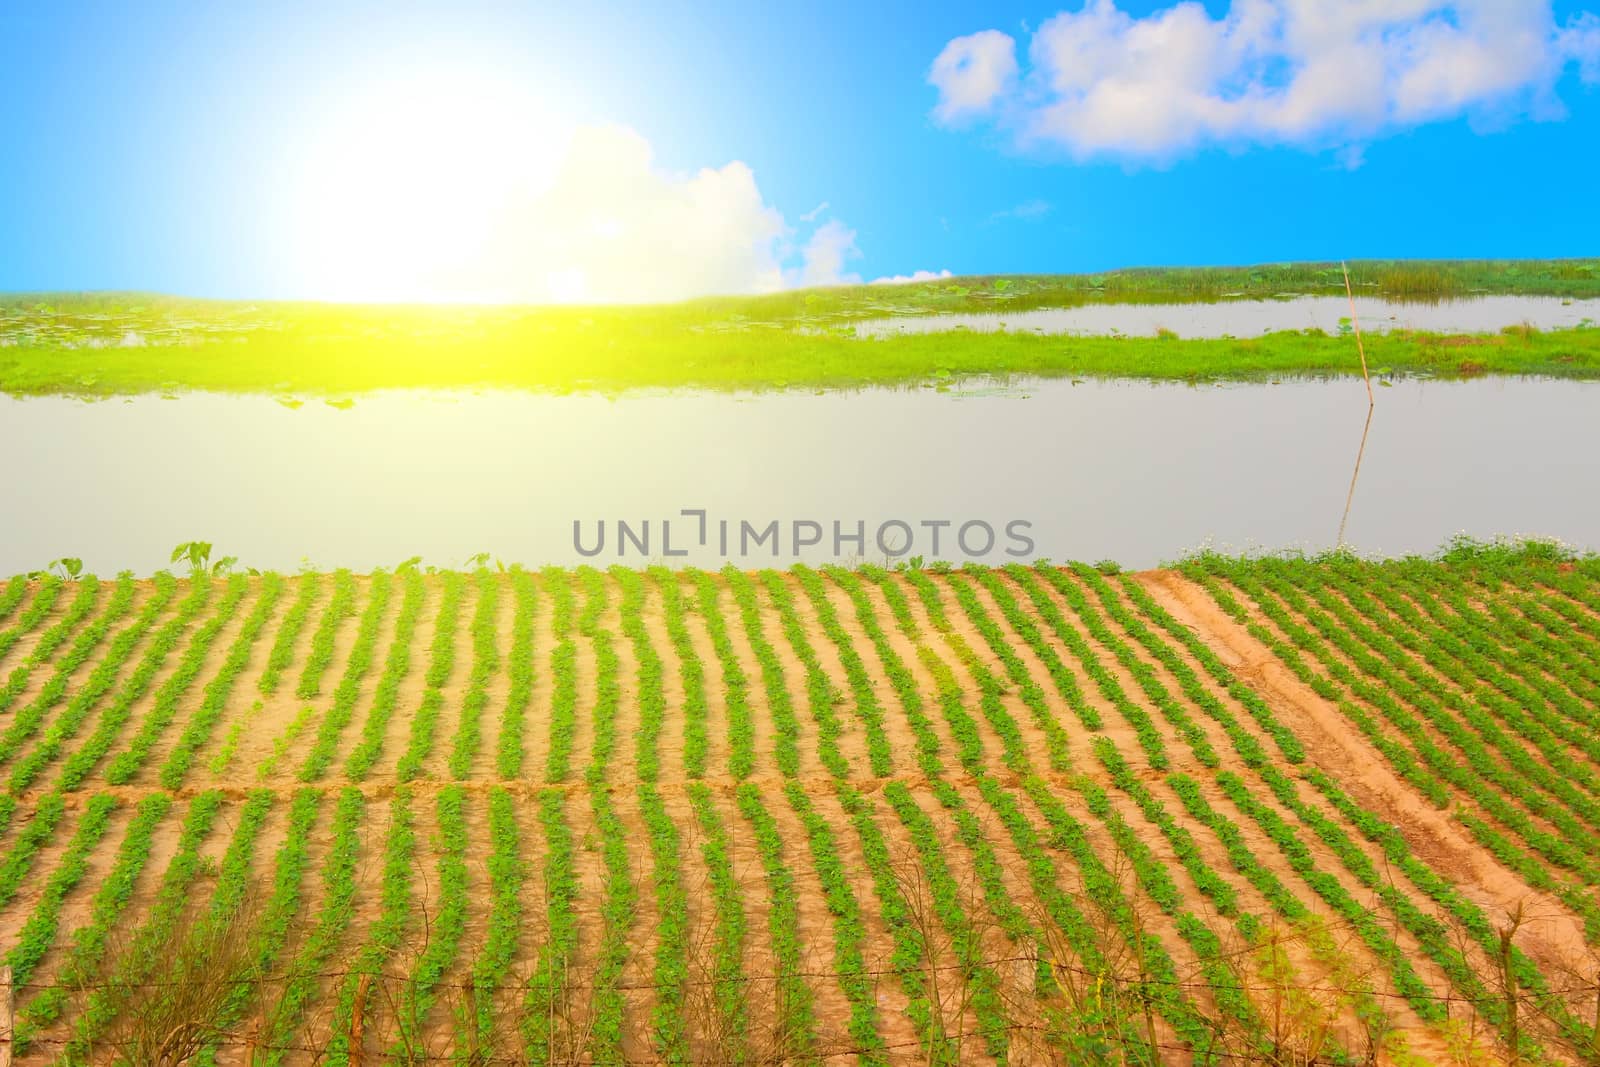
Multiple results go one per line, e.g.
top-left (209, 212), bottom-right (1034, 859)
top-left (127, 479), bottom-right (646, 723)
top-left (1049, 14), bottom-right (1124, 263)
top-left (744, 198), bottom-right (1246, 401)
top-left (1338, 404), bottom-right (1375, 549)
top-left (855, 295), bottom-right (1600, 339)
top-left (2, 378), bottom-right (1597, 575)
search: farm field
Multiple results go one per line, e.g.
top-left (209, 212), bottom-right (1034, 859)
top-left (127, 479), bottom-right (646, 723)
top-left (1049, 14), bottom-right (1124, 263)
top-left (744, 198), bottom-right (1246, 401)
top-left (0, 547), bottom-right (1595, 1063)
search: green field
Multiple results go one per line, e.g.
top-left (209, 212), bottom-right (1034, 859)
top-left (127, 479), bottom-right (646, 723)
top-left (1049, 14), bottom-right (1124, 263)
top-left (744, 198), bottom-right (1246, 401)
top-left (4, 259), bottom-right (1599, 395)
top-left (0, 544), bottom-right (1597, 1063)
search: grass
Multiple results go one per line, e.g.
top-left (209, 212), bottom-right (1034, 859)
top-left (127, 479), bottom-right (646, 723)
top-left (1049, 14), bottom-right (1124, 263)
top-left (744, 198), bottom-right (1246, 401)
top-left (3, 260), bottom-right (1600, 394)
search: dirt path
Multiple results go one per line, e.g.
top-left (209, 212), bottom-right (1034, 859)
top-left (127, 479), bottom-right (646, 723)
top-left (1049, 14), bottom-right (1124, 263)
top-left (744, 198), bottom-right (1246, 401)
top-left (1136, 569), bottom-right (1599, 992)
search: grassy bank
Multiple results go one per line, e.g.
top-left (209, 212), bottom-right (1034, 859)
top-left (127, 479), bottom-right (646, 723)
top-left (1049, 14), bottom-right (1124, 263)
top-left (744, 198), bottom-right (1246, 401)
top-left (3, 258), bottom-right (1599, 395)
top-left (2, 316), bottom-right (1598, 396)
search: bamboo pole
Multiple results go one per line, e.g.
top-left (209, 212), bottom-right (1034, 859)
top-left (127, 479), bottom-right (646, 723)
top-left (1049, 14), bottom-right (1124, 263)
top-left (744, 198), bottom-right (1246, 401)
top-left (1343, 261), bottom-right (1374, 408)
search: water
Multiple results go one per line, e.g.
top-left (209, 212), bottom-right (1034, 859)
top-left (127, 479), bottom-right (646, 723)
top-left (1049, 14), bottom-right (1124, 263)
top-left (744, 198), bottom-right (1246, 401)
top-left (2, 378), bottom-right (1596, 575)
top-left (854, 295), bottom-right (1600, 339)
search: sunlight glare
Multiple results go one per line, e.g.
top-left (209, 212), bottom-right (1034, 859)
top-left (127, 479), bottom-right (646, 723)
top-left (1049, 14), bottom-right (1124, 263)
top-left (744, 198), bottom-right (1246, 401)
top-left (293, 67), bottom-right (573, 303)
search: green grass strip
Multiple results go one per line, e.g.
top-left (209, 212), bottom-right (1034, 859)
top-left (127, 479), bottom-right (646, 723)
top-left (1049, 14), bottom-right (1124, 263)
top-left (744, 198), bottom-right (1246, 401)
top-left (639, 784), bottom-right (689, 1063)
top-left (396, 569), bottom-right (466, 781)
top-left (726, 567), bottom-right (804, 778)
top-left (614, 568), bottom-right (666, 782)
top-left (733, 781), bottom-right (817, 1056)
top-left (578, 567), bottom-right (621, 786)
top-left (586, 783), bottom-right (638, 1064)
top-left (295, 569), bottom-right (357, 699)
top-left (259, 571), bottom-right (320, 696)
top-left (392, 785), bottom-right (470, 1056)
top-left (495, 568), bottom-right (538, 778)
top-left (523, 788), bottom-right (579, 1061)
top-left (470, 787), bottom-right (525, 1051)
top-left (543, 568), bottom-right (579, 783)
top-left (692, 569), bottom-right (754, 780)
top-left (685, 783), bottom-right (748, 1047)
top-left (449, 570), bottom-right (501, 779)
top-left (650, 568), bottom-right (709, 779)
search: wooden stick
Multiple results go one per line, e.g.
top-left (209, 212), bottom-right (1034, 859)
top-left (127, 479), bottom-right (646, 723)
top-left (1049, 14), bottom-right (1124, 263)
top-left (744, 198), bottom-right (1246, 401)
top-left (0, 965), bottom-right (12, 1067)
top-left (350, 972), bottom-right (370, 1067)
top-left (1343, 261), bottom-right (1374, 408)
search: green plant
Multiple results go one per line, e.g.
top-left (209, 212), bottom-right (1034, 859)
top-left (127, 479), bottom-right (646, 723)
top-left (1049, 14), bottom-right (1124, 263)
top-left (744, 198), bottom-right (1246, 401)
top-left (170, 540), bottom-right (213, 576)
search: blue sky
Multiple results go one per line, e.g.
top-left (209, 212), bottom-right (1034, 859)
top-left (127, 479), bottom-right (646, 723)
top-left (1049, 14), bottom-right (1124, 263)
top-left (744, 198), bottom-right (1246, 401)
top-left (3, 0), bottom-right (1599, 300)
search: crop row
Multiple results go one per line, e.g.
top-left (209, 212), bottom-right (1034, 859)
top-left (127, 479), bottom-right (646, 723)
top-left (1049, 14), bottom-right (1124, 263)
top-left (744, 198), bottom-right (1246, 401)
top-left (396, 569), bottom-right (464, 781)
top-left (495, 569), bottom-right (538, 778)
top-left (449, 569), bottom-right (500, 778)
top-left (341, 567), bottom-right (426, 779)
top-left (0, 576), bottom-right (65, 668)
top-left (297, 569), bottom-right (395, 781)
top-left (651, 568), bottom-right (709, 779)
top-left (694, 570), bottom-right (755, 780)
top-left (0, 574), bottom-right (148, 775)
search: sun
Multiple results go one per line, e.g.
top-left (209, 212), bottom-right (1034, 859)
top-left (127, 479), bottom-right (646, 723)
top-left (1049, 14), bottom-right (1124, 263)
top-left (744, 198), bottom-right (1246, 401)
top-left (290, 67), bottom-right (573, 303)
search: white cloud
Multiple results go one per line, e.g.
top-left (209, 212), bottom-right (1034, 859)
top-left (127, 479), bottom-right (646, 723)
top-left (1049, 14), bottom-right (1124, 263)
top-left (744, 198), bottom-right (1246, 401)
top-left (930, 0), bottom-right (1600, 162)
top-left (500, 124), bottom-right (793, 302)
top-left (299, 118), bottom-right (867, 303)
top-left (928, 29), bottom-right (1020, 122)
top-left (792, 219), bottom-right (863, 288)
top-left (870, 269), bottom-right (955, 285)
top-left (505, 128), bottom-right (875, 299)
